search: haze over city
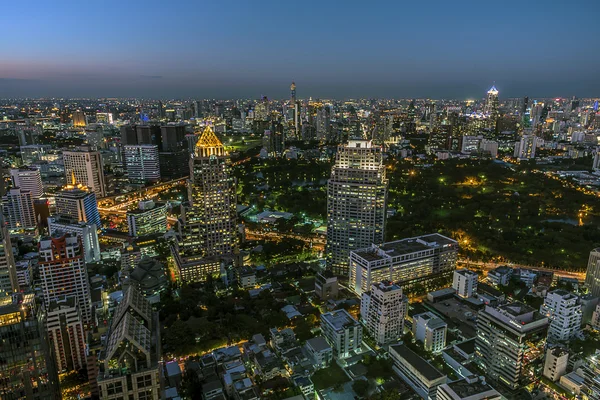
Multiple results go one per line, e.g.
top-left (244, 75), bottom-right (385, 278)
top-left (2, 0), bottom-right (600, 98)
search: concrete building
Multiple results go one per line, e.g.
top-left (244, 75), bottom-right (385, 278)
top-left (0, 293), bottom-right (60, 399)
top-left (475, 303), bottom-right (548, 390)
top-left (437, 377), bottom-right (501, 400)
top-left (514, 134), bottom-right (540, 159)
top-left (586, 248), bottom-right (600, 297)
top-left (389, 344), bottom-right (446, 400)
top-left (2, 187), bottom-right (37, 231)
top-left (326, 140), bottom-right (388, 276)
top-left (10, 166), bottom-right (43, 199)
top-left (360, 281), bottom-right (407, 345)
top-left (122, 257), bottom-right (168, 304)
top-left (97, 287), bottom-right (161, 400)
top-left (176, 126), bottom-right (237, 283)
top-left (486, 266), bottom-right (512, 286)
top-left (55, 181), bottom-right (101, 228)
top-left (540, 290), bottom-right (582, 342)
top-left (63, 147), bottom-right (107, 197)
top-left (39, 233), bottom-right (92, 325)
top-left (304, 336), bottom-right (333, 369)
top-left (413, 312), bottom-right (448, 353)
top-left (48, 215), bottom-right (101, 263)
top-left (349, 233), bottom-right (458, 296)
top-left (452, 269), bottom-right (478, 298)
top-left (46, 297), bottom-right (87, 372)
top-left (126, 200), bottom-right (168, 237)
top-left (543, 347), bottom-right (568, 382)
top-left (315, 271), bottom-right (338, 300)
top-left (320, 309), bottom-right (362, 359)
top-left (123, 144), bottom-right (161, 184)
top-left (0, 218), bottom-right (18, 293)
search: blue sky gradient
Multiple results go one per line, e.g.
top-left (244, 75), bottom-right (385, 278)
top-left (1, 0), bottom-right (598, 99)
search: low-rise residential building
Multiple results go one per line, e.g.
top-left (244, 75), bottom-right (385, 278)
top-left (543, 347), bottom-right (569, 382)
top-left (413, 312), bottom-right (447, 353)
top-left (559, 371), bottom-right (585, 395)
top-left (237, 266), bottom-right (256, 289)
top-left (304, 336), bottom-right (333, 368)
top-left (320, 309), bottom-right (362, 359)
top-left (487, 266), bottom-right (512, 286)
top-left (315, 271), bottom-right (338, 300)
top-left (389, 344), bottom-right (447, 400)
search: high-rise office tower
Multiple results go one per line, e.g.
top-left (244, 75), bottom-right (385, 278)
top-left (177, 126), bottom-right (237, 282)
top-left (514, 134), bottom-right (539, 159)
top-left (483, 85), bottom-right (499, 118)
top-left (123, 144), bottom-right (161, 184)
top-left (2, 187), bottom-right (37, 231)
top-left (291, 82), bottom-right (299, 138)
top-left (47, 215), bottom-right (101, 263)
top-left (0, 216), bottom-right (18, 293)
top-left (326, 140), bottom-right (388, 276)
top-left (72, 110), bottom-right (86, 127)
top-left (586, 248), bottom-right (600, 297)
top-left (38, 233), bottom-right (92, 324)
top-left (10, 167), bottom-right (43, 199)
top-left (46, 297), bottom-right (87, 372)
top-left (96, 287), bottom-right (161, 400)
top-left (360, 281), bottom-right (407, 345)
top-left (63, 147), bottom-right (107, 198)
top-left (55, 180), bottom-right (101, 228)
top-left (0, 293), bottom-right (60, 400)
top-left (475, 303), bottom-right (548, 390)
top-left (540, 290), bottom-right (582, 342)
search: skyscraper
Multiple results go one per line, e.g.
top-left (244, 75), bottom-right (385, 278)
top-left (475, 303), bottom-right (548, 390)
top-left (47, 215), bottom-right (101, 263)
top-left (123, 144), bottom-right (161, 184)
top-left (55, 180), bottom-right (101, 228)
top-left (10, 166), bottom-right (43, 199)
top-left (0, 293), bottom-right (60, 400)
top-left (46, 297), bottom-right (87, 372)
top-left (483, 85), bottom-right (499, 118)
top-left (38, 233), bottom-right (92, 325)
top-left (177, 126), bottom-right (237, 282)
top-left (586, 248), bottom-right (600, 297)
top-left (326, 140), bottom-right (388, 276)
top-left (63, 147), bottom-right (107, 198)
top-left (291, 82), bottom-right (299, 138)
top-left (0, 216), bottom-right (18, 293)
top-left (2, 187), bottom-right (37, 231)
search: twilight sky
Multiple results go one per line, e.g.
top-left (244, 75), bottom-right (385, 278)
top-left (1, 0), bottom-right (599, 99)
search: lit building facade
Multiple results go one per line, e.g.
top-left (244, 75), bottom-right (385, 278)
top-left (539, 289), bottom-right (582, 342)
top-left (320, 309), bottom-right (362, 359)
top-left (475, 303), bottom-right (548, 390)
top-left (54, 181), bottom-right (101, 228)
top-left (63, 147), bottom-right (107, 197)
top-left (452, 269), bottom-right (478, 298)
top-left (360, 281), bottom-right (407, 345)
top-left (413, 312), bottom-right (447, 353)
top-left (2, 187), bottom-right (37, 231)
top-left (10, 167), bottom-right (43, 199)
top-left (586, 248), bottom-right (600, 297)
top-left (47, 215), bottom-right (101, 263)
top-left (349, 233), bottom-right (458, 296)
top-left (123, 144), bottom-right (161, 184)
top-left (126, 201), bottom-right (168, 237)
top-left (0, 217), bottom-right (18, 293)
top-left (38, 233), bottom-right (92, 325)
top-left (326, 140), bottom-right (388, 276)
top-left (46, 297), bottom-right (87, 372)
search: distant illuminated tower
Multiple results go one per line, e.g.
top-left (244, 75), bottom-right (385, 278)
top-left (484, 85), bottom-right (499, 119)
top-left (55, 174), bottom-right (101, 228)
top-left (178, 126), bottom-right (237, 282)
top-left (326, 140), bottom-right (388, 276)
top-left (291, 82), bottom-right (299, 138)
top-left (63, 147), bottom-right (107, 198)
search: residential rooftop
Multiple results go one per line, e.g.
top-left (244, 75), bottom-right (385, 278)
top-left (390, 344), bottom-right (445, 381)
top-left (321, 309), bottom-right (359, 331)
top-left (445, 378), bottom-right (499, 398)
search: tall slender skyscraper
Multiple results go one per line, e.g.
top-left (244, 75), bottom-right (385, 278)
top-left (177, 126), bottom-right (237, 282)
top-left (0, 215), bottom-right (18, 293)
top-left (63, 147), bottom-right (107, 198)
top-left (326, 140), bottom-right (388, 276)
top-left (291, 82), bottom-right (299, 138)
top-left (484, 85), bottom-right (499, 119)
top-left (586, 248), bottom-right (600, 297)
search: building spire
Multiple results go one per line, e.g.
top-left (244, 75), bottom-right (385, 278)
top-left (71, 170), bottom-right (77, 186)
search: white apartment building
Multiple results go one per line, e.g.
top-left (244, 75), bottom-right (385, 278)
top-left (360, 281), bottom-right (407, 345)
top-left (540, 289), bottom-right (582, 342)
top-left (320, 309), bottom-right (362, 359)
top-left (543, 347), bottom-right (568, 382)
top-left (452, 269), bottom-right (478, 298)
top-left (413, 312), bottom-right (447, 353)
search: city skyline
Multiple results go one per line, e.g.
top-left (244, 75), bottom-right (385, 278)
top-left (2, 0), bottom-right (599, 99)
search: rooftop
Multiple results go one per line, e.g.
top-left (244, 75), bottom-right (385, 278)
top-left (353, 233), bottom-right (457, 261)
top-left (390, 344), bottom-right (445, 381)
top-left (306, 336), bottom-right (331, 352)
top-left (445, 378), bottom-right (499, 398)
top-left (321, 309), bottom-right (359, 331)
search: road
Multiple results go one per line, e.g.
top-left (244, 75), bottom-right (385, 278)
top-left (459, 259), bottom-right (586, 281)
top-left (245, 229), bottom-right (326, 251)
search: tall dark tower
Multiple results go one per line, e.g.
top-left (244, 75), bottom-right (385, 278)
top-left (291, 82), bottom-right (299, 138)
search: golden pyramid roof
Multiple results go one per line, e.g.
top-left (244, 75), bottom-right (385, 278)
top-left (196, 126), bottom-right (222, 149)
